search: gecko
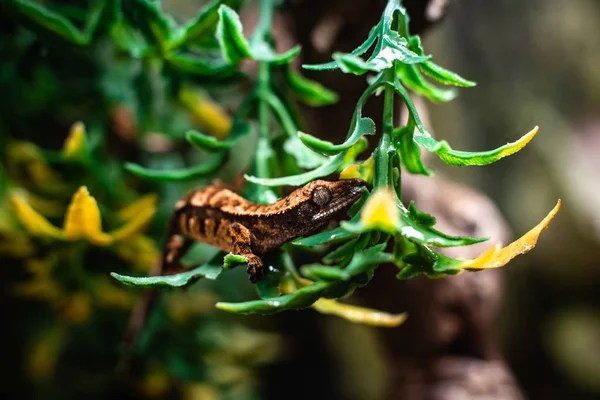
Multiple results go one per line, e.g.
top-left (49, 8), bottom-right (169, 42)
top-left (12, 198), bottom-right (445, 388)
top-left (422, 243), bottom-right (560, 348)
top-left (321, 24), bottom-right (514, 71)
top-left (118, 178), bottom-right (367, 366)
top-left (161, 178), bottom-right (367, 282)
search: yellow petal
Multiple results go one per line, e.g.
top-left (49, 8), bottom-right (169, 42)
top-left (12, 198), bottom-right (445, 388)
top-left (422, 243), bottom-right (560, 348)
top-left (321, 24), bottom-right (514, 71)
top-left (340, 163), bottom-right (360, 180)
top-left (109, 205), bottom-right (156, 241)
top-left (60, 292), bottom-right (92, 324)
top-left (8, 142), bottom-right (69, 194)
top-left (312, 298), bottom-right (407, 327)
top-left (20, 191), bottom-right (65, 218)
top-left (26, 326), bottom-right (66, 383)
top-left (9, 191), bottom-right (65, 239)
top-left (340, 156), bottom-right (375, 184)
top-left (92, 278), bottom-right (136, 309)
top-left (496, 125), bottom-right (538, 159)
top-left (112, 235), bottom-right (159, 271)
top-left (360, 188), bottom-right (400, 232)
top-left (179, 87), bottom-right (232, 139)
top-left (63, 121), bottom-right (87, 159)
top-left (13, 279), bottom-right (63, 302)
top-left (63, 186), bottom-right (112, 245)
top-left (460, 200), bottom-right (561, 270)
top-left (116, 193), bottom-right (158, 222)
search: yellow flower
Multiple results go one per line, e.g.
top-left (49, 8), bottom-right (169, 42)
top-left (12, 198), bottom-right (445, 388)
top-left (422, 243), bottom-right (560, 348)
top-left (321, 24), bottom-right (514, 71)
top-left (281, 276), bottom-right (406, 327)
top-left (26, 325), bottom-right (66, 383)
top-left (179, 87), bottom-right (232, 139)
top-left (458, 200), bottom-right (561, 271)
top-left (340, 156), bottom-right (375, 184)
top-left (62, 121), bottom-right (88, 160)
top-left (10, 186), bottom-right (157, 246)
top-left (360, 188), bottom-right (400, 233)
top-left (6, 141), bottom-right (70, 194)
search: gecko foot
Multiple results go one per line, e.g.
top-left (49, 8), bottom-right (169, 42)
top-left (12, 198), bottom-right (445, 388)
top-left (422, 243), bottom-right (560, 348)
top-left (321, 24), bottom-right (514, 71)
top-left (245, 255), bottom-right (264, 283)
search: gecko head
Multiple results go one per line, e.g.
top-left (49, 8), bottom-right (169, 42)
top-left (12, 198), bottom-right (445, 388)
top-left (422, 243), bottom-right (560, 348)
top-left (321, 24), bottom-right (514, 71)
top-left (301, 179), bottom-right (367, 223)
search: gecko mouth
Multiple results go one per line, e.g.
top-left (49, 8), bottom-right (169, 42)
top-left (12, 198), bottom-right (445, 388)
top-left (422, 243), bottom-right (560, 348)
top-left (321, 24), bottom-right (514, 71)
top-left (311, 185), bottom-right (365, 222)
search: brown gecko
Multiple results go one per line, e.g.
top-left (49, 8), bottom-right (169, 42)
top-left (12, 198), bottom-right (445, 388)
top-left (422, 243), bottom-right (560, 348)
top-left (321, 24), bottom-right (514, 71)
top-left (118, 178), bottom-right (366, 368)
top-left (161, 178), bottom-right (367, 282)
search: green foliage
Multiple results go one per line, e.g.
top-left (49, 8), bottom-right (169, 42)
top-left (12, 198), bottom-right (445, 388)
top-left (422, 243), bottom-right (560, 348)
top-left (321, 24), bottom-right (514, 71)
top-left (109, 0), bottom-right (547, 318)
top-left (1, 0), bottom-right (555, 396)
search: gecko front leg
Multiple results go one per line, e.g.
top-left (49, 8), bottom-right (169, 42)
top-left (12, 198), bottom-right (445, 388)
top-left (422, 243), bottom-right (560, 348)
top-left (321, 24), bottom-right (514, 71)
top-left (229, 222), bottom-right (264, 283)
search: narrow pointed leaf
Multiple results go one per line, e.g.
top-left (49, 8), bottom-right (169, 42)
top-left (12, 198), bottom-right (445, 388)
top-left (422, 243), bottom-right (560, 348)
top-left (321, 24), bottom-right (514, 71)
top-left (392, 125), bottom-right (432, 175)
top-left (399, 65), bottom-right (457, 103)
top-left (216, 281), bottom-right (330, 314)
top-left (303, 23), bottom-right (380, 71)
top-left (11, 0), bottom-right (104, 45)
top-left (111, 262), bottom-right (222, 288)
top-left (293, 225), bottom-right (357, 246)
top-left (312, 298), bottom-right (407, 327)
top-left (186, 123), bottom-right (250, 151)
top-left (170, 0), bottom-right (243, 49)
top-left (125, 153), bottom-right (225, 181)
top-left (302, 265), bottom-right (350, 282)
top-left (165, 53), bottom-right (234, 76)
top-left (283, 136), bottom-right (328, 169)
top-left (414, 126), bottom-right (539, 166)
top-left (420, 61), bottom-right (476, 87)
top-left (333, 53), bottom-right (373, 75)
top-left (244, 152), bottom-right (345, 187)
top-left (216, 5), bottom-right (252, 64)
top-left (286, 67), bottom-right (338, 106)
top-left (298, 117), bottom-right (375, 155)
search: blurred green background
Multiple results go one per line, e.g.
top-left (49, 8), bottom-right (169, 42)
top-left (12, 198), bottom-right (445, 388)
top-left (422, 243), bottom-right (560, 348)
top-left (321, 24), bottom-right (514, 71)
top-left (1, 0), bottom-right (600, 399)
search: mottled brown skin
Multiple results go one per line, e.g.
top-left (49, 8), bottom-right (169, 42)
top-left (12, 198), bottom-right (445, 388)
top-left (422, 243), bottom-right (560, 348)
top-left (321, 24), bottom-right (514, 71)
top-left (161, 178), bottom-right (367, 282)
top-left (118, 178), bottom-right (367, 370)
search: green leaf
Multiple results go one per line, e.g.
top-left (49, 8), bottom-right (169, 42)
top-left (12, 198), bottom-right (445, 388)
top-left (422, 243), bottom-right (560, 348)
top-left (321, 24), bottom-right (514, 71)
top-left (298, 117), bottom-right (376, 156)
top-left (407, 201), bottom-right (436, 226)
top-left (244, 152), bottom-right (345, 187)
top-left (223, 253), bottom-right (247, 269)
top-left (216, 5), bottom-right (252, 64)
top-left (342, 244), bottom-right (393, 277)
top-left (216, 281), bottom-right (330, 314)
top-left (413, 126), bottom-right (539, 167)
top-left (110, 262), bottom-right (222, 288)
top-left (169, 0), bottom-right (243, 49)
top-left (303, 23), bottom-right (380, 71)
top-left (302, 265), bottom-right (350, 282)
top-left (165, 52), bottom-right (234, 76)
top-left (322, 238), bottom-right (359, 264)
top-left (332, 53), bottom-right (373, 75)
top-left (420, 61), bottom-right (476, 87)
top-left (377, 31), bottom-right (430, 65)
top-left (111, 20), bottom-right (150, 57)
top-left (342, 197), bottom-right (487, 247)
top-left (392, 125), bottom-right (432, 175)
top-left (250, 41), bottom-right (301, 64)
top-left (122, 0), bottom-right (176, 48)
top-left (283, 136), bottom-right (328, 169)
top-left (293, 225), bottom-right (357, 246)
top-left (11, 0), bottom-right (105, 45)
top-left (256, 265), bottom-right (283, 299)
top-left (285, 67), bottom-right (338, 106)
top-left (125, 153), bottom-right (225, 181)
top-left (399, 65), bottom-right (457, 103)
top-left (186, 123), bottom-right (250, 151)
top-left (402, 202), bottom-right (488, 247)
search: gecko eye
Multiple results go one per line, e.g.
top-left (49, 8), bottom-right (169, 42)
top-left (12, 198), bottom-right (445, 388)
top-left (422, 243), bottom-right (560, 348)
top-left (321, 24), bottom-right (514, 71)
top-left (311, 186), bottom-right (332, 206)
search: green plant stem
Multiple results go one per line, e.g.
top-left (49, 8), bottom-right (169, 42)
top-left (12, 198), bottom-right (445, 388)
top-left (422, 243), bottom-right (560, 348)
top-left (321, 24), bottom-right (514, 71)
top-left (253, 0), bottom-right (274, 43)
top-left (375, 70), bottom-right (395, 188)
